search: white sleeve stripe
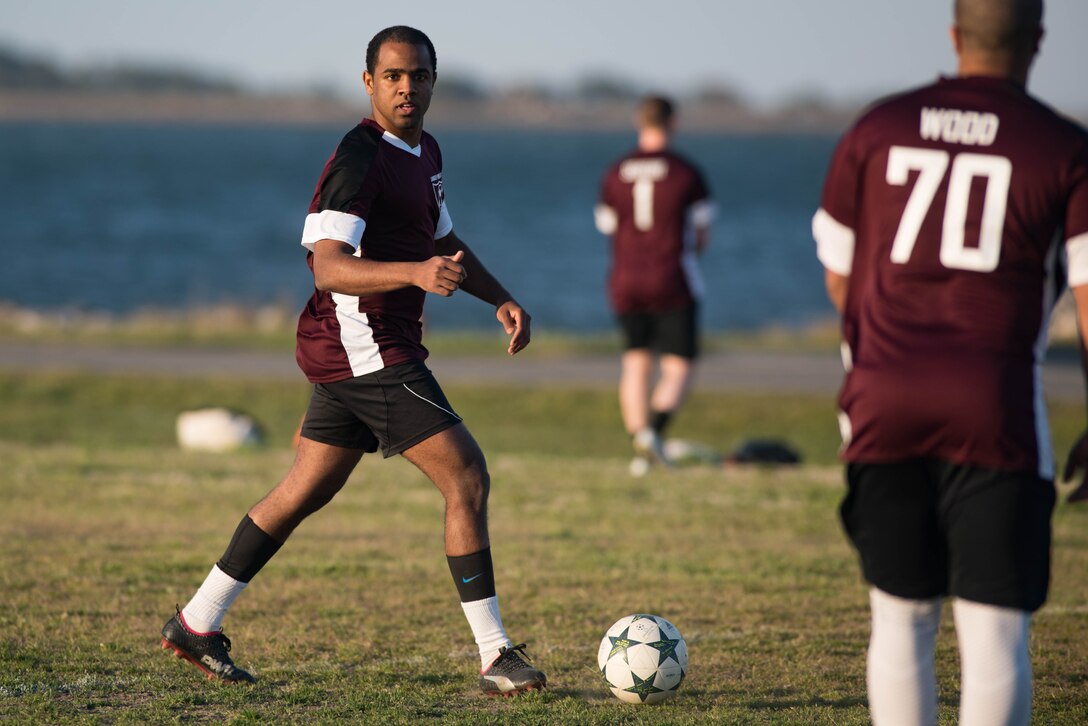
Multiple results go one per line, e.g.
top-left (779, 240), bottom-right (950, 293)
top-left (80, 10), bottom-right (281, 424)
top-left (594, 204), bottom-right (618, 235)
top-left (812, 208), bottom-right (855, 276)
top-left (434, 202), bottom-right (453, 239)
top-left (301, 210), bottom-right (365, 252)
top-left (1066, 232), bottom-right (1088, 287)
top-left (689, 199), bottom-right (716, 228)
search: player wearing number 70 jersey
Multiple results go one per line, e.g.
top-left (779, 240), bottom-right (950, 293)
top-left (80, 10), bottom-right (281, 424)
top-left (813, 1), bottom-right (1088, 724)
top-left (815, 74), bottom-right (1088, 477)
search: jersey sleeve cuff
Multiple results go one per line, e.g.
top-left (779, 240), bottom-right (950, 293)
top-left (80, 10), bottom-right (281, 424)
top-left (301, 210), bottom-right (365, 252)
top-left (434, 202), bottom-right (453, 239)
top-left (689, 199), bottom-right (716, 228)
top-left (594, 204), bottom-right (618, 235)
top-left (1067, 232), bottom-right (1088, 287)
top-left (812, 208), bottom-right (855, 276)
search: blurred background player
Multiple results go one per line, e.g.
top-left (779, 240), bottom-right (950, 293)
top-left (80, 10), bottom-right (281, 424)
top-left (813, 0), bottom-right (1088, 723)
top-left (594, 96), bottom-right (715, 475)
top-left (159, 25), bottom-right (546, 696)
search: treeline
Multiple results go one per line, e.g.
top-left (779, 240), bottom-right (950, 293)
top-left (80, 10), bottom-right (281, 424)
top-left (0, 44), bottom-right (240, 94)
top-left (0, 42), bottom-right (864, 130)
top-left (0, 42), bottom-right (754, 107)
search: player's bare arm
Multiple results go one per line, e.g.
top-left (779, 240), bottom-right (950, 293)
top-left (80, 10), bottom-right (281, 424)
top-left (435, 230), bottom-right (532, 355)
top-left (824, 270), bottom-right (849, 315)
top-left (1061, 284), bottom-right (1088, 504)
top-left (311, 238), bottom-right (466, 297)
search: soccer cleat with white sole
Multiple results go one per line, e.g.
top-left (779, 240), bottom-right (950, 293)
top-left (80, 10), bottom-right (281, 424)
top-left (480, 643), bottom-right (546, 696)
top-left (160, 607), bottom-right (256, 684)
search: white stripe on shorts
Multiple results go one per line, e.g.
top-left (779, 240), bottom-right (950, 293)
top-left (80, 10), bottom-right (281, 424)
top-left (402, 384), bottom-right (462, 421)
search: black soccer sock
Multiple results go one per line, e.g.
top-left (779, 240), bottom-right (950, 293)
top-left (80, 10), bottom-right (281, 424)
top-left (216, 514), bottom-right (283, 583)
top-left (650, 410), bottom-right (673, 435)
top-left (447, 547), bottom-right (497, 602)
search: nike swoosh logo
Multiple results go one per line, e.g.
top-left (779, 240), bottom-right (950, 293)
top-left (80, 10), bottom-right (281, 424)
top-left (462, 573), bottom-right (483, 584)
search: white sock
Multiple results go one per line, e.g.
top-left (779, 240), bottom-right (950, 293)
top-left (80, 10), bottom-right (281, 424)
top-left (866, 587), bottom-right (942, 726)
top-left (460, 596), bottom-right (512, 671)
top-left (953, 598), bottom-right (1032, 726)
top-left (180, 565), bottom-right (247, 634)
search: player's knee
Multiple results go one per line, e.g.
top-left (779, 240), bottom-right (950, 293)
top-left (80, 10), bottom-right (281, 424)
top-left (465, 463), bottom-right (491, 508)
top-left (446, 458), bottom-right (490, 511)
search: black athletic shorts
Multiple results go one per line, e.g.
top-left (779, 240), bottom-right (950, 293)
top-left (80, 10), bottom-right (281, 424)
top-left (840, 458), bottom-right (1055, 611)
top-left (299, 360), bottom-right (462, 458)
top-left (617, 304), bottom-right (698, 359)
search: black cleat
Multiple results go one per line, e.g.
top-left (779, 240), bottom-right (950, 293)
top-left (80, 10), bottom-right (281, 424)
top-left (479, 643), bottom-right (547, 696)
top-left (160, 607), bottom-right (256, 684)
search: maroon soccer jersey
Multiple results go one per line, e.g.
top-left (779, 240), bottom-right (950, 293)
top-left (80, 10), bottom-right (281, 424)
top-left (295, 119), bottom-right (453, 383)
top-left (814, 76), bottom-right (1088, 477)
top-left (596, 149), bottom-right (713, 313)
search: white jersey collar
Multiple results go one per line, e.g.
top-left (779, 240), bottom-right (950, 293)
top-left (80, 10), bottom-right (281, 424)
top-left (382, 130), bottom-right (422, 157)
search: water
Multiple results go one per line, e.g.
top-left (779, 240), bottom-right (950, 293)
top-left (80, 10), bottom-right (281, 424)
top-left (0, 122), bottom-right (838, 332)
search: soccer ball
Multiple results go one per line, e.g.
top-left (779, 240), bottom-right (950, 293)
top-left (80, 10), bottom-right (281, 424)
top-left (597, 613), bottom-right (688, 704)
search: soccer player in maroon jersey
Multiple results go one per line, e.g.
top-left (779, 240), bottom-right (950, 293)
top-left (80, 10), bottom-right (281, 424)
top-left (813, 1), bottom-right (1088, 723)
top-left (594, 96), bottom-right (714, 476)
top-left (160, 26), bottom-right (546, 696)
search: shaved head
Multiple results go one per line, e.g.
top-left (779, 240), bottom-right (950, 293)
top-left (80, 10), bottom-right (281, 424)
top-left (954, 0), bottom-right (1043, 54)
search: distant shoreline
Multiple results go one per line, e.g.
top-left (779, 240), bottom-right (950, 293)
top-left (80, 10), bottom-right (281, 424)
top-left (0, 89), bottom-right (860, 133)
top-left (8, 90), bottom-right (1083, 134)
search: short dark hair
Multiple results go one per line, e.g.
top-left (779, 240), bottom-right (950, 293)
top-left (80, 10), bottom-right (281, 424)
top-left (365, 26), bottom-right (437, 75)
top-left (954, 0), bottom-right (1043, 54)
top-left (638, 96), bottom-right (675, 129)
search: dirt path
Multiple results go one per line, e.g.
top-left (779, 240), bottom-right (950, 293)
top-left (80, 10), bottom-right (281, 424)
top-left (2, 339), bottom-right (1084, 400)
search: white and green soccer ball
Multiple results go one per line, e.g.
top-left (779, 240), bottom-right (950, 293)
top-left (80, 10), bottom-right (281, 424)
top-left (597, 613), bottom-right (688, 704)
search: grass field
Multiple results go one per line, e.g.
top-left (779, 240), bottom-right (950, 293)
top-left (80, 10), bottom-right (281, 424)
top-left (1, 368), bottom-right (1087, 724)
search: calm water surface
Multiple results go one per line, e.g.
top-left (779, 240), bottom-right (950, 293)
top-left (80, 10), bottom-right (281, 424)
top-left (0, 123), bottom-right (838, 332)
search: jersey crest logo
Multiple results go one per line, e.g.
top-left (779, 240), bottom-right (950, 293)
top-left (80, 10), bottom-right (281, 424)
top-left (430, 173), bottom-right (445, 204)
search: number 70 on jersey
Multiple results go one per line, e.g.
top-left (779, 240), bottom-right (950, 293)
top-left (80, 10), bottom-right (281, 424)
top-left (886, 145), bottom-right (1012, 272)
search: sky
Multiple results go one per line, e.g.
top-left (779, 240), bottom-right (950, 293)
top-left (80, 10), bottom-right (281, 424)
top-left (4, 0), bottom-right (1087, 112)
